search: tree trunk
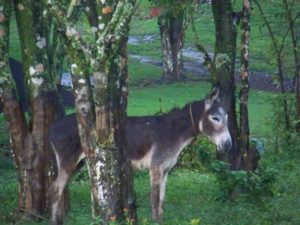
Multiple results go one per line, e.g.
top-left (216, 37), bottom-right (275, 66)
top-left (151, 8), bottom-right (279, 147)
top-left (118, 38), bottom-right (137, 223)
top-left (0, 0), bottom-right (64, 218)
top-left (159, 8), bottom-right (185, 82)
top-left (67, 45), bottom-right (132, 224)
top-left (239, 0), bottom-right (259, 171)
top-left (0, 7), bottom-right (31, 206)
top-left (54, 0), bottom-right (137, 223)
top-left (211, 0), bottom-right (240, 169)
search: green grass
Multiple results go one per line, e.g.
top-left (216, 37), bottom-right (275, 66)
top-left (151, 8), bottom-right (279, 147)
top-left (2, 155), bottom-right (300, 225)
top-left (245, 89), bottom-right (274, 139)
top-left (128, 81), bottom-right (211, 116)
top-left (128, 58), bottom-right (162, 83)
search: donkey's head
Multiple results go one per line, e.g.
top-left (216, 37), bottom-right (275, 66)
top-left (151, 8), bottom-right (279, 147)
top-left (199, 87), bottom-right (232, 152)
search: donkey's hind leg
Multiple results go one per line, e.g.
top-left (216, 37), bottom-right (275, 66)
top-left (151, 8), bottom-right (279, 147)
top-left (50, 169), bottom-right (70, 225)
top-left (150, 167), bottom-right (169, 223)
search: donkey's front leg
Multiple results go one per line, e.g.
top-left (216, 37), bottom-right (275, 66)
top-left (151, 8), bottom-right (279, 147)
top-left (150, 167), bottom-right (168, 223)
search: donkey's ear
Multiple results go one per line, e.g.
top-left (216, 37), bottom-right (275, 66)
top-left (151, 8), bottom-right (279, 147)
top-left (207, 86), bottom-right (220, 103)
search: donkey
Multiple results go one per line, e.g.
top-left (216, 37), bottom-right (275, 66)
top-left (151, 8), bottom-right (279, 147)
top-left (49, 86), bottom-right (231, 225)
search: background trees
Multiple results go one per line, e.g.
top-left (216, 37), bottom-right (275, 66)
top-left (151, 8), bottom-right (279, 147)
top-left (157, 3), bottom-right (186, 82)
top-left (149, 0), bottom-right (188, 82)
top-left (253, 0), bottom-right (300, 139)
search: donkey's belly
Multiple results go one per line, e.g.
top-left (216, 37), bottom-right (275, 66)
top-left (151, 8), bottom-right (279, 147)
top-left (130, 145), bottom-right (155, 170)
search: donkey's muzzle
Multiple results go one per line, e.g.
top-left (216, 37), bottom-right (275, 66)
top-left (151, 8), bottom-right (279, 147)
top-left (223, 140), bottom-right (232, 151)
top-left (217, 139), bottom-right (232, 152)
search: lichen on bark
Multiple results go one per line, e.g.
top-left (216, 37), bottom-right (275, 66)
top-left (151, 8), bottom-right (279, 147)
top-left (52, 1), bottom-right (137, 223)
top-left (1, 0), bottom-right (66, 218)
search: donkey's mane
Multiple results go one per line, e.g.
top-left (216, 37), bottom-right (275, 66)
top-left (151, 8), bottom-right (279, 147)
top-left (162, 100), bottom-right (204, 118)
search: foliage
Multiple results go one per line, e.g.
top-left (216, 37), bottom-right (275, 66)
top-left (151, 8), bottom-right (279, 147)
top-left (73, 162), bottom-right (89, 183)
top-left (179, 137), bottom-right (216, 171)
top-left (211, 160), bottom-right (277, 202)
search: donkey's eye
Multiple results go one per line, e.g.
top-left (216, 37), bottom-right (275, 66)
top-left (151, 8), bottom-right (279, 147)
top-left (212, 116), bottom-right (220, 122)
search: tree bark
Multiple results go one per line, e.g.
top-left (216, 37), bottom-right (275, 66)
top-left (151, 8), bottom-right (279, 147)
top-left (239, 0), bottom-right (259, 171)
top-left (159, 7), bottom-right (186, 82)
top-left (0, 1), bottom-right (30, 209)
top-left (118, 38), bottom-right (137, 223)
top-left (54, 0), bottom-right (137, 223)
top-left (211, 0), bottom-right (240, 169)
top-left (239, 0), bottom-right (250, 159)
top-left (0, 0), bottom-right (64, 218)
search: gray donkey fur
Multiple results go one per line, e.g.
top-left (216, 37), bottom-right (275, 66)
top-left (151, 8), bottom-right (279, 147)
top-left (49, 87), bottom-right (231, 225)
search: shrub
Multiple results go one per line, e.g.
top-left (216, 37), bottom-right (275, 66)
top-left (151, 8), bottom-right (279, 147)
top-left (211, 160), bottom-right (277, 202)
top-left (178, 137), bottom-right (216, 171)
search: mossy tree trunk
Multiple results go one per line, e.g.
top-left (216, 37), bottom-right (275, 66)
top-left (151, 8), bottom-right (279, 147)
top-left (211, 0), bottom-right (240, 169)
top-left (53, 0), bottom-right (137, 224)
top-left (0, 0), bottom-right (64, 218)
top-left (158, 6), bottom-right (186, 82)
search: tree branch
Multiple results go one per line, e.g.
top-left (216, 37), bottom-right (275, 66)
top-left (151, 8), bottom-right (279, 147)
top-left (188, 3), bottom-right (213, 71)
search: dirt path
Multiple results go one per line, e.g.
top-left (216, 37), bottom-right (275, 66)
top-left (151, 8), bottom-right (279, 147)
top-left (129, 35), bottom-right (294, 93)
top-left (129, 52), bottom-right (294, 93)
